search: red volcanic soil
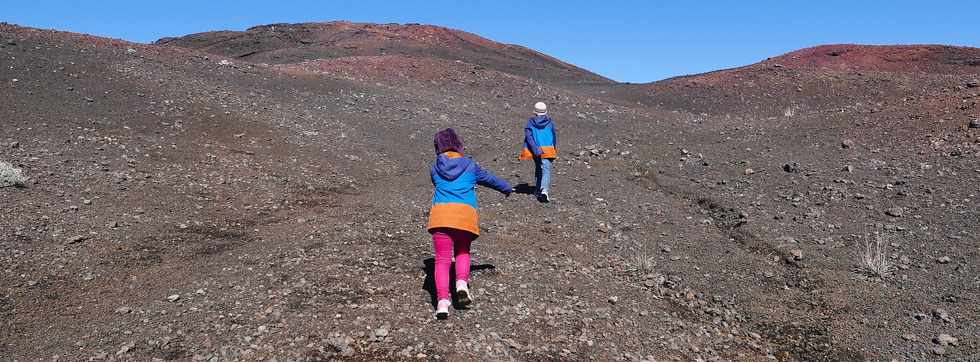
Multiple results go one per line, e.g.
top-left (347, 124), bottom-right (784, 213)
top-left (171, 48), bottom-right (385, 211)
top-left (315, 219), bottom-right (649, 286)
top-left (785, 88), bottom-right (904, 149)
top-left (156, 21), bottom-right (613, 86)
top-left (765, 44), bottom-right (980, 74)
top-left (609, 44), bottom-right (980, 119)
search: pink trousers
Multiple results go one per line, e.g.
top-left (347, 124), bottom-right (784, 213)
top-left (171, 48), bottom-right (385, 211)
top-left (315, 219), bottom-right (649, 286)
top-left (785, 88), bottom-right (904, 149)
top-left (431, 228), bottom-right (475, 301)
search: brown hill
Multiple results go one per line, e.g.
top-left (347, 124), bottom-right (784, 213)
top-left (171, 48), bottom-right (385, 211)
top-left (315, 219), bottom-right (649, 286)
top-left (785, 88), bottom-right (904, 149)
top-left (766, 44), bottom-right (980, 74)
top-left (609, 44), bottom-right (980, 118)
top-left (155, 21), bottom-right (613, 86)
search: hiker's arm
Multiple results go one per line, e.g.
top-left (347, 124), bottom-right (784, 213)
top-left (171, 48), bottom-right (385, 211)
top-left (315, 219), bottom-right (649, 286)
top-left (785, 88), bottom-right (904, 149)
top-left (474, 163), bottom-right (512, 194)
top-left (524, 125), bottom-right (542, 157)
top-left (552, 126), bottom-right (557, 150)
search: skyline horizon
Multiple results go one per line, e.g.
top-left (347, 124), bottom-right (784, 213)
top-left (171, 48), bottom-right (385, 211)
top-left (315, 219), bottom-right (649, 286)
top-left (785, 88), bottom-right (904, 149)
top-left (7, 18), bottom-right (980, 84)
top-left (4, 1), bottom-right (979, 82)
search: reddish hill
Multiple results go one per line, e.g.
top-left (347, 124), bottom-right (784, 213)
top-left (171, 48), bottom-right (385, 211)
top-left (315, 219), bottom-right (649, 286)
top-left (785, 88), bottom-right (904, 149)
top-left (609, 44), bottom-right (980, 117)
top-left (155, 21), bottom-right (613, 86)
top-left (764, 44), bottom-right (980, 74)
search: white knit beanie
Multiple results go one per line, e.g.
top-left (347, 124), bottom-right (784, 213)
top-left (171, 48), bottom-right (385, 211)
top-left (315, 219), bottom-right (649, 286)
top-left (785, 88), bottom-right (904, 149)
top-left (534, 102), bottom-right (547, 115)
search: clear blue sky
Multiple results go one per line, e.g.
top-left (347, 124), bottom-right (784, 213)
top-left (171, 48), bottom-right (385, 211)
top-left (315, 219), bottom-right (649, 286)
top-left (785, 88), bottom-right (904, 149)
top-left (3, 1), bottom-right (978, 82)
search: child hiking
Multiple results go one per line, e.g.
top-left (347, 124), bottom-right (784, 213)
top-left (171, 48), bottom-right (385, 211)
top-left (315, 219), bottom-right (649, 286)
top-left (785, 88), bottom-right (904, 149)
top-left (519, 102), bottom-right (557, 202)
top-left (427, 128), bottom-right (512, 319)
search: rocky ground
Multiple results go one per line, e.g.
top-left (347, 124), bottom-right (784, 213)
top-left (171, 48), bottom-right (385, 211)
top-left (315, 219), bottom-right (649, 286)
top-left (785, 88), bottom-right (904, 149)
top-left (1, 22), bottom-right (979, 361)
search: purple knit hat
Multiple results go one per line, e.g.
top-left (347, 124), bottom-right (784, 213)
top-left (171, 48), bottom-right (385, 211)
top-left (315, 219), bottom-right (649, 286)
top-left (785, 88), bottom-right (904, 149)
top-left (433, 128), bottom-right (463, 154)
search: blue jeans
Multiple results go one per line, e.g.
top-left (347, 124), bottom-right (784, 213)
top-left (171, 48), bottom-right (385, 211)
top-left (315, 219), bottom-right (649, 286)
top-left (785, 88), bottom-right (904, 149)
top-left (534, 157), bottom-right (552, 194)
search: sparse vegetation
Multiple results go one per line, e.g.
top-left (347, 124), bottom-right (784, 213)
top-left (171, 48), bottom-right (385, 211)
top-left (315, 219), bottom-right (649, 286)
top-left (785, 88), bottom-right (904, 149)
top-left (629, 241), bottom-right (658, 274)
top-left (0, 161), bottom-right (27, 188)
top-left (859, 232), bottom-right (893, 278)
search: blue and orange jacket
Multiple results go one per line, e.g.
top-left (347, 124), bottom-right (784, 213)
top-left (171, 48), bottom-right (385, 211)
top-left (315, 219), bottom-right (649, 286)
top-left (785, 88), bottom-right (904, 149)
top-left (427, 151), bottom-right (512, 236)
top-left (519, 115), bottom-right (557, 160)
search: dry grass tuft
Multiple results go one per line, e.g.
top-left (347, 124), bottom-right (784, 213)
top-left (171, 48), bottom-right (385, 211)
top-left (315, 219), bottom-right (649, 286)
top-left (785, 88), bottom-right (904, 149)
top-left (859, 232), bottom-right (892, 278)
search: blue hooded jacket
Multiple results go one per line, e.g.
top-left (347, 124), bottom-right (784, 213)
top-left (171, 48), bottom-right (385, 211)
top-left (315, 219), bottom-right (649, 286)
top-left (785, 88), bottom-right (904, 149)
top-left (519, 115), bottom-right (557, 160)
top-left (428, 151), bottom-right (511, 236)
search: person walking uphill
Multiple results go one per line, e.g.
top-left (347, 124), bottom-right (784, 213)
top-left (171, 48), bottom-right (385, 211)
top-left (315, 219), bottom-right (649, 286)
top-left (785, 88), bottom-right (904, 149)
top-left (427, 128), bottom-right (513, 319)
top-left (519, 102), bottom-right (557, 202)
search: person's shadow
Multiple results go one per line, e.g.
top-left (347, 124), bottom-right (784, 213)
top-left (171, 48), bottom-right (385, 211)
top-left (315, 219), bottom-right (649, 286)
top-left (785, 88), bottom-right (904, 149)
top-left (513, 183), bottom-right (536, 195)
top-left (422, 258), bottom-right (496, 308)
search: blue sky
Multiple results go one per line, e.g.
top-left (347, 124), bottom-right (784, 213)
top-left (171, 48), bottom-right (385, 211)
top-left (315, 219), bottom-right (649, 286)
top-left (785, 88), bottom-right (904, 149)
top-left (3, 1), bottom-right (978, 82)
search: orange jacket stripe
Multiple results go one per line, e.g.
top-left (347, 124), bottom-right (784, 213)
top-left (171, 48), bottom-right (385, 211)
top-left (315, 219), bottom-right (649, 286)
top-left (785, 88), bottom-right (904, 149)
top-left (427, 202), bottom-right (480, 235)
top-left (519, 145), bottom-right (557, 160)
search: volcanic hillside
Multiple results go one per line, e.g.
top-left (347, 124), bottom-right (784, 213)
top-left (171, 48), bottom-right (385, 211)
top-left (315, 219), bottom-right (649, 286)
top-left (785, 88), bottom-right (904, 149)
top-left (2, 21), bottom-right (980, 362)
top-left (613, 44), bottom-right (980, 118)
top-left (156, 21), bottom-right (613, 86)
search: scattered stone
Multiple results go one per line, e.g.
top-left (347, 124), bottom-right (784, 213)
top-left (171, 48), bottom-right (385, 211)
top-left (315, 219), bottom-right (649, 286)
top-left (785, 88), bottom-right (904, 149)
top-left (913, 312), bottom-right (929, 321)
top-left (789, 249), bottom-right (803, 261)
top-left (937, 256), bottom-right (951, 264)
top-left (116, 341), bottom-right (135, 356)
top-left (114, 306), bottom-right (133, 314)
top-left (931, 346), bottom-right (946, 356)
top-left (842, 165), bottom-right (854, 172)
top-left (933, 309), bottom-right (952, 323)
top-left (374, 327), bottom-right (389, 338)
top-left (326, 336), bottom-right (354, 356)
top-left (901, 333), bottom-right (918, 342)
top-left (83, 97), bottom-right (94, 103)
top-left (782, 162), bottom-right (800, 173)
top-left (967, 79), bottom-right (980, 88)
top-left (218, 59), bottom-right (233, 66)
top-left (126, 48), bottom-right (137, 55)
top-left (841, 139), bottom-right (855, 149)
top-left (934, 334), bottom-right (958, 346)
top-left (884, 207), bottom-right (904, 217)
top-left (608, 296), bottom-right (619, 304)
top-left (643, 274), bottom-right (666, 288)
top-left (82, 199), bottom-right (92, 205)
top-left (9, 141), bottom-right (18, 149)
top-left (166, 294), bottom-right (180, 302)
top-left (744, 168), bottom-right (755, 176)
top-left (970, 119), bottom-right (979, 129)
top-left (67, 235), bottom-right (89, 244)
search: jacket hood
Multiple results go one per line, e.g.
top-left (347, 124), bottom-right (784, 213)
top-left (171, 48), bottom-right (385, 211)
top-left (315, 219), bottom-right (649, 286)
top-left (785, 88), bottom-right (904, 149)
top-left (433, 153), bottom-right (470, 181)
top-left (528, 115), bottom-right (552, 129)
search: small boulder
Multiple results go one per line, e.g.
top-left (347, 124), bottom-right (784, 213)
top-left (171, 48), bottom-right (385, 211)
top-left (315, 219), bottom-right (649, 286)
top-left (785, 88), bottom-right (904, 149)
top-left (885, 207), bottom-right (904, 218)
top-left (933, 309), bottom-right (953, 323)
top-left (934, 334), bottom-right (958, 346)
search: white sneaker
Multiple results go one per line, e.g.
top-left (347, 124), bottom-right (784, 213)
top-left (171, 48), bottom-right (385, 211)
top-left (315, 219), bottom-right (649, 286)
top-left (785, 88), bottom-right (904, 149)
top-left (456, 280), bottom-right (472, 306)
top-left (435, 299), bottom-right (451, 319)
top-left (538, 191), bottom-right (550, 203)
